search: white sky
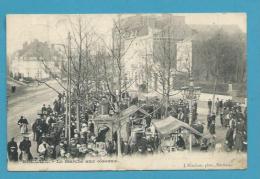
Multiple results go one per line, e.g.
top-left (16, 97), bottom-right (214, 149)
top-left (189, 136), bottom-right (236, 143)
top-left (6, 13), bottom-right (246, 55)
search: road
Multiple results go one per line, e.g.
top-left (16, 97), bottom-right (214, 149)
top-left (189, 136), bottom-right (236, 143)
top-left (197, 100), bottom-right (227, 144)
top-left (7, 80), bottom-right (63, 156)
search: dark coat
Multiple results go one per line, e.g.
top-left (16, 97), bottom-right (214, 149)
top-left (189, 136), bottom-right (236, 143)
top-left (89, 123), bottom-right (95, 133)
top-left (41, 122), bottom-right (49, 134)
top-left (18, 118), bottom-right (28, 125)
top-left (19, 139), bottom-right (33, 160)
top-left (209, 123), bottom-right (216, 135)
top-left (226, 128), bottom-right (234, 149)
top-left (47, 107), bottom-right (53, 115)
top-left (7, 140), bottom-right (18, 161)
top-left (176, 136), bottom-right (186, 149)
top-left (208, 100), bottom-right (212, 107)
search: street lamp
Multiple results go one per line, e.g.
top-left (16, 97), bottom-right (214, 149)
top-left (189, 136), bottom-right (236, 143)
top-left (181, 77), bottom-right (201, 151)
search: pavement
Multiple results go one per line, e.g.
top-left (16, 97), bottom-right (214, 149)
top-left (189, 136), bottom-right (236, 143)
top-left (197, 100), bottom-right (227, 144)
top-left (7, 80), bottom-right (63, 156)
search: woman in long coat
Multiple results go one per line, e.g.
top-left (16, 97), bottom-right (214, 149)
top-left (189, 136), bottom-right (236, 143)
top-left (225, 127), bottom-right (234, 151)
top-left (234, 120), bottom-right (246, 152)
top-left (234, 130), bottom-right (244, 152)
top-left (18, 116), bottom-right (29, 134)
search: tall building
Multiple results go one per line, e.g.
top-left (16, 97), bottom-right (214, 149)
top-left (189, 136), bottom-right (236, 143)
top-left (112, 14), bottom-right (192, 92)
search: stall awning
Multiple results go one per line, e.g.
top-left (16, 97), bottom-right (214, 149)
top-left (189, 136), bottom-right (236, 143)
top-left (119, 105), bottom-right (151, 123)
top-left (152, 116), bottom-right (203, 136)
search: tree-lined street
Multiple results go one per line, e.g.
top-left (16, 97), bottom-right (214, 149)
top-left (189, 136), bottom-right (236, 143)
top-left (7, 14), bottom-right (247, 166)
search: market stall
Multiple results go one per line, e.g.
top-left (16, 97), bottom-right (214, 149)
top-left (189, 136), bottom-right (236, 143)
top-left (152, 116), bottom-right (203, 152)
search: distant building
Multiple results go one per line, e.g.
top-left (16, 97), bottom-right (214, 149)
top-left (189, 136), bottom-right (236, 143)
top-left (8, 40), bottom-right (64, 80)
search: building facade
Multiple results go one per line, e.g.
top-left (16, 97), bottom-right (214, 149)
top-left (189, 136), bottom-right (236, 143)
top-left (8, 40), bottom-right (64, 80)
top-left (113, 14), bottom-right (192, 92)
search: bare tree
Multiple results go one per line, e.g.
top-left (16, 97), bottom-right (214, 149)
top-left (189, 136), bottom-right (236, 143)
top-left (97, 15), bottom-right (137, 156)
top-left (151, 26), bottom-right (179, 117)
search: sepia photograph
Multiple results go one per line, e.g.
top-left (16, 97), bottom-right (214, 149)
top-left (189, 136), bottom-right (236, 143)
top-left (6, 13), bottom-right (247, 171)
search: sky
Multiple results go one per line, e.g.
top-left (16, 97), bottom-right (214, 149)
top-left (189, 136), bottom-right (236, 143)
top-left (6, 13), bottom-right (246, 55)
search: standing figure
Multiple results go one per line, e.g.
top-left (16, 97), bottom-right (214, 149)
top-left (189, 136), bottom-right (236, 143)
top-left (17, 116), bottom-right (28, 134)
top-left (47, 105), bottom-right (53, 115)
top-left (215, 98), bottom-right (220, 115)
top-left (219, 99), bottom-right (223, 115)
top-left (208, 99), bottom-right (212, 114)
top-left (19, 136), bottom-right (33, 161)
top-left (207, 114), bottom-right (212, 130)
top-left (42, 104), bottom-right (47, 115)
top-left (38, 139), bottom-right (49, 160)
top-left (209, 120), bottom-right (216, 135)
top-left (7, 137), bottom-right (18, 161)
top-left (225, 127), bottom-right (234, 151)
top-left (177, 108), bottom-right (184, 122)
top-left (176, 135), bottom-right (186, 150)
top-left (234, 120), bottom-right (246, 152)
top-left (32, 119), bottom-right (41, 141)
top-left (89, 120), bottom-right (95, 134)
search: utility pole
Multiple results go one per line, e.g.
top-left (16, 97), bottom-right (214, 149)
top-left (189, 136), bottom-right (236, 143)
top-left (181, 75), bottom-right (201, 152)
top-left (68, 32), bottom-right (72, 144)
top-left (65, 51), bottom-right (69, 138)
top-left (189, 77), bottom-right (194, 152)
top-left (145, 45), bottom-right (149, 104)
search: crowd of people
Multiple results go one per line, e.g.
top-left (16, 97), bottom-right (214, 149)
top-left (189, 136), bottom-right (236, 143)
top-left (206, 98), bottom-right (247, 152)
top-left (7, 92), bottom-right (247, 162)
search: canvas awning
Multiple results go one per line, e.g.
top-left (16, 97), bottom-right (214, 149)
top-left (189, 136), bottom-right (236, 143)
top-left (119, 105), bottom-right (151, 122)
top-left (152, 116), bottom-right (203, 137)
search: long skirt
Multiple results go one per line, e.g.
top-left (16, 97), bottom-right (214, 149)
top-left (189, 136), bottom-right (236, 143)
top-left (20, 124), bottom-right (28, 134)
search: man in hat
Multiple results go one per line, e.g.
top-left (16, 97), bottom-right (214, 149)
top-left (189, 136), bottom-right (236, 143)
top-left (32, 118), bottom-right (42, 141)
top-left (42, 104), bottom-right (47, 115)
top-left (7, 137), bottom-right (18, 161)
top-left (19, 136), bottom-right (33, 161)
top-left (40, 116), bottom-right (49, 134)
top-left (47, 105), bottom-right (53, 116)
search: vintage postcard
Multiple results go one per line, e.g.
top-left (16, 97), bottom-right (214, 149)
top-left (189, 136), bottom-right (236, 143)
top-left (6, 13), bottom-right (247, 171)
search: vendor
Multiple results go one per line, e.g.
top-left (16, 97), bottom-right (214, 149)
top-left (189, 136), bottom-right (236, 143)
top-left (176, 135), bottom-right (186, 149)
